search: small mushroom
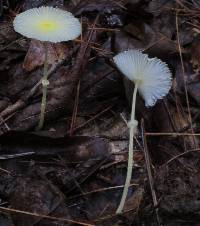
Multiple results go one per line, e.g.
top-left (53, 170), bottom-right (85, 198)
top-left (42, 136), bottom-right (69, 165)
top-left (113, 49), bottom-right (172, 213)
top-left (13, 6), bottom-right (82, 130)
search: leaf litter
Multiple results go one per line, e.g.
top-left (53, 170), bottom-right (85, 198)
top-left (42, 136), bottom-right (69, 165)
top-left (0, 0), bottom-right (200, 225)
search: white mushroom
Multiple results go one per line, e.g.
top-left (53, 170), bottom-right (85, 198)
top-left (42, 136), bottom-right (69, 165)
top-left (113, 49), bottom-right (172, 107)
top-left (13, 6), bottom-right (81, 43)
top-left (113, 49), bottom-right (172, 214)
top-left (13, 6), bottom-right (82, 130)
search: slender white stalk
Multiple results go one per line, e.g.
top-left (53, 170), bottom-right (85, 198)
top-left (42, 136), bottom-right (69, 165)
top-left (37, 44), bottom-right (49, 130)
top-left (116, 82), bottom-right (138, 214)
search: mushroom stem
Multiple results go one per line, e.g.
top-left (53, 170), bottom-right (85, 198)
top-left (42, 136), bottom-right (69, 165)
top-left (37, 44), bottom-right (49, 130)
top-left (116, 81), bottom-right (138, 214)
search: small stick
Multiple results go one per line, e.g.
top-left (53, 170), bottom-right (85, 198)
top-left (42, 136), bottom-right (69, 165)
top-left (141, 120), bottom-right (162, 226)
top-left (70, 80), bottom-right (81, 136)
top-left (0, 206), bottom-right (94, 226)
top-left (68, 104), bottom-right (114, 134)
top-left (67, 183), bottom-right (138, 200)
top-left (163, 148), bottom-right (200, 166)
top-left (145, 132), bottom-right (200, 136)
top-left (176, 11), bottom-right (197, 148)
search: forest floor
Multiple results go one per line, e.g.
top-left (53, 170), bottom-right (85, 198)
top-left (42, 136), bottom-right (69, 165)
top-left (0, 0), bottom-right (200, 225)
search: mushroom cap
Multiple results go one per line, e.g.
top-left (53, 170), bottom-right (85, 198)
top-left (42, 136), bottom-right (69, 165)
top-left (13, 6), bottom-right (81, 43)
top-left (113, 49), bottom-right (172, 107)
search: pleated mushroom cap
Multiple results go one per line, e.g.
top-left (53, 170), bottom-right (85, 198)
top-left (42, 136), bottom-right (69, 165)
top-left (13, 6), bottom-right (81, 43)
top-left (113, 50), bottom-right (172, 106)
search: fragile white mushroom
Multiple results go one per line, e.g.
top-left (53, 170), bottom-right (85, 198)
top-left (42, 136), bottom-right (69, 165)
top-left (113, 49), bottom-right (172, 213)
top-left (13, 6), bottom-right (81, 43)
top-left (13, 6), bottom-right (82, 130)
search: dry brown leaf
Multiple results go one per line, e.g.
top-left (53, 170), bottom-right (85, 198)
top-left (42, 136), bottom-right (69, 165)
top-left (23, 40), bottom-right (68, 71)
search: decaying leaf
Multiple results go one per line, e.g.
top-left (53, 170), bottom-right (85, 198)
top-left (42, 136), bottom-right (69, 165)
top-left (23, 40), bottom-right (69, 72)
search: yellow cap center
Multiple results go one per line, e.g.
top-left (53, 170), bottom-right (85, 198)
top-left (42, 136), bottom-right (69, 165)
top-left (38, 21), bottom-right (57, 32)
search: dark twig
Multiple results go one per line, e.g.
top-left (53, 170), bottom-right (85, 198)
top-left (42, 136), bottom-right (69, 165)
top-left (70, 80), bottom-right (81, 136)
top-left (0, 207), bottom-right (94, 226)
top-left (163, 148), bottom-right (200, 166)
top-left (175, 10), bottom-right (197, 148)
top-left (68, 104), bottom-right (115, 134)
top-left (67, 183), bottom-right (138, 200)
top-left (141, 120), bottom-right (162, 226)
top-left (69, 16), bottom-right (99, 135)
